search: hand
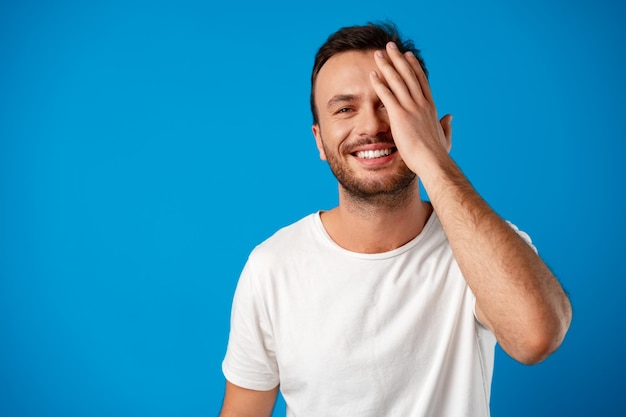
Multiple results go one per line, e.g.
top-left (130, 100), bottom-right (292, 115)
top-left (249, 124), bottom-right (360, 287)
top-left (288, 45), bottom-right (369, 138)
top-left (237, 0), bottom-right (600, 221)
top-left (369, 42), bottom-right (452, 175)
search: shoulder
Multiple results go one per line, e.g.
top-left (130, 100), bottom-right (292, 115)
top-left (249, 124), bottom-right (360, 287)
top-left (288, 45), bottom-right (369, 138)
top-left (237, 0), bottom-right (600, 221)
top-left (247, 212), bottom-right (322, 266)
top-left (237, 212), bottom-right (325, 293)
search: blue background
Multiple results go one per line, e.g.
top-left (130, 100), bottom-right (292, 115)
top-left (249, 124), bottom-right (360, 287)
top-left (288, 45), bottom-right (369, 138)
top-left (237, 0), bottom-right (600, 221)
top-left (1, 0), bottom-right (624, 415)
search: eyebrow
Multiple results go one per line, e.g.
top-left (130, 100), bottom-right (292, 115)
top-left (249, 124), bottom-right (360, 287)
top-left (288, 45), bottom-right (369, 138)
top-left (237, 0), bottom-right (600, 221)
top-left (326, 94), bottom-right (359, 110)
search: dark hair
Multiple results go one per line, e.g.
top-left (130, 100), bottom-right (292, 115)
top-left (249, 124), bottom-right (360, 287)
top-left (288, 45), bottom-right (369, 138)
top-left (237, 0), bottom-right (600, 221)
top-left (310, 21), bottom-right (427, 124)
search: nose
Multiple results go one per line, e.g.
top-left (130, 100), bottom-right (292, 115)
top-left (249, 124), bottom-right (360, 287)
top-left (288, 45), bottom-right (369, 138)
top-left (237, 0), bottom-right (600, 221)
top-left (357, 104), bottom-right (390, 138)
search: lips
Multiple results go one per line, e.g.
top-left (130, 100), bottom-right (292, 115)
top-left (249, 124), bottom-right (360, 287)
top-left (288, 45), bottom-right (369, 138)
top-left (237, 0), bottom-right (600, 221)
top-left (354, 147), bottom-right (396, 159)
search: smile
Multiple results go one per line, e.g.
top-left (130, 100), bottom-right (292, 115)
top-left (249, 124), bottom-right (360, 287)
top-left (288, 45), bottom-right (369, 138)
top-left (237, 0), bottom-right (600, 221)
top-left (354, 148), bottom-right (396, 159)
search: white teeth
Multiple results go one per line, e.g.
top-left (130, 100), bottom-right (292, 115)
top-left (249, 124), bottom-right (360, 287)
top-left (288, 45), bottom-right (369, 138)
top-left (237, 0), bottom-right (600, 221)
top-left (356, 148), bottom-right (391, 159)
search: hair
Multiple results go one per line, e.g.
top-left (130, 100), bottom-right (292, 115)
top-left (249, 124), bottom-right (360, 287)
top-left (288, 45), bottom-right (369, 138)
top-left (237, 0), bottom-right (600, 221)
top-left (310, 21), bottom-right (427, 124)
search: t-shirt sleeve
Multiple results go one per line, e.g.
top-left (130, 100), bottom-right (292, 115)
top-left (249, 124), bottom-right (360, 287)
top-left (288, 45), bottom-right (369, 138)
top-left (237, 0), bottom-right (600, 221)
top-left (222, 257), bottom-right (280, 391)
top-left (506, 220), bottom-right (538, 253)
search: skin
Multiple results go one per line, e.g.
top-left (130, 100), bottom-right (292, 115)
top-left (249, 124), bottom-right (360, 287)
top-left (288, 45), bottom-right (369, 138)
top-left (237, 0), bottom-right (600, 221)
top-left (220, 42), bottom-right (573, 415)
top-left (219, 382), bottom-right (278, 417)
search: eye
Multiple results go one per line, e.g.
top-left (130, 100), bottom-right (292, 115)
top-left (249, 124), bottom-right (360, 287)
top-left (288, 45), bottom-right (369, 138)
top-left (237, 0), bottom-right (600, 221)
top-left (337, 107), bottom-right (352, 114)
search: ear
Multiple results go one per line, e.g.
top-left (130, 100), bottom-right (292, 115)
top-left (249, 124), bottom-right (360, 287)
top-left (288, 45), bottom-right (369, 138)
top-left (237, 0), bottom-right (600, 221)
top-left (312, 124), bottom-right (327, 161)
top-left (439, 114), bottom-right (453, 153)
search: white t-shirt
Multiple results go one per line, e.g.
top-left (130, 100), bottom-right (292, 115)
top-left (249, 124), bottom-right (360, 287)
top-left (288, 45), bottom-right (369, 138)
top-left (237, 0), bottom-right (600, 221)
top-left (223, 211), bottom-right (502, 417)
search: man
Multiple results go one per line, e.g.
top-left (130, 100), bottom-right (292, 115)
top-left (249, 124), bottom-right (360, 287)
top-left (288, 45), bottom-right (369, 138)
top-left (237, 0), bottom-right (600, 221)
top-left (219, 21), bottom-right (572, 416)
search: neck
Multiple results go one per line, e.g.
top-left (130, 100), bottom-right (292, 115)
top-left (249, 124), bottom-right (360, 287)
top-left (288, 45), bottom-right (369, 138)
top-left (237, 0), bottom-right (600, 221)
top-left (320, 183), bottom-right (433, 254)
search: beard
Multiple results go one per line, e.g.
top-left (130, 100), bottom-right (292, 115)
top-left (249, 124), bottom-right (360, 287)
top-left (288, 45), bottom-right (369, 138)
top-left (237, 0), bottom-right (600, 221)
top-left (320, 135), bottom-right (418, 204)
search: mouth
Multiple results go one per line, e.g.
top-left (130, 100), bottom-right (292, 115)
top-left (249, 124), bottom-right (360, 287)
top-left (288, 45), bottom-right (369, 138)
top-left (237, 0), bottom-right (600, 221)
top-left (352, 147), bottom-right (398, 160)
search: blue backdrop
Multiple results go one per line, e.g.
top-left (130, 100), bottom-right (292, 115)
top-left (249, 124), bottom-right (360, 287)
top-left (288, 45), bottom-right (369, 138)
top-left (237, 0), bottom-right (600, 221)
top-left (2, 0), bottom-right (624, 415)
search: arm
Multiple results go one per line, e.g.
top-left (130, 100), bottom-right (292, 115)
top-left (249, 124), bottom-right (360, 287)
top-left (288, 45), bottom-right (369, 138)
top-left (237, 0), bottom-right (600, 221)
top-left (219, 381), bottom-right (279, 417)
top-left (370, 42), bottom-right (572, 364)
top-left (420, 151), bottom-right (571, 364)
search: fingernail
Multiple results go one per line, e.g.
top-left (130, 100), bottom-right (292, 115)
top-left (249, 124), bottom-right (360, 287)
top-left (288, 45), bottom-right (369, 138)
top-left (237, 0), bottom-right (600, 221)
top-left (388, 42), bottom-right (397, 49)
top-left (376, 50), bottom-right (384, 58)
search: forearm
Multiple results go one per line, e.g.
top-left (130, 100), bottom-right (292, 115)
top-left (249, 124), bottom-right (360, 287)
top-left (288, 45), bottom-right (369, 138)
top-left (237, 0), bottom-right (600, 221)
top-left (368, 41), bottom-right (571, 362)
top-left (420, 151), bottom-right (572, 364)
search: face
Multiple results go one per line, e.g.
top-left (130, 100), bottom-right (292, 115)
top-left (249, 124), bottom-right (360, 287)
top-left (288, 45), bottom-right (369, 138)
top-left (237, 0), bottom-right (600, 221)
top-left (312, 50), bottom-right (416, 200)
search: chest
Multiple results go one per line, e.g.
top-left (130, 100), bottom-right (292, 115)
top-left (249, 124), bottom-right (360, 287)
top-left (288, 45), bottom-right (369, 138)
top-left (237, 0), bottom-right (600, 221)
top-left (263, 245), bottom-right (472, 385)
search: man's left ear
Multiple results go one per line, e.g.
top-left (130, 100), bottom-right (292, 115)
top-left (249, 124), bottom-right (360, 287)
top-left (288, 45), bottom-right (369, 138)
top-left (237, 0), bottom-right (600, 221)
top-left (440, 114), bottom-right (453, 153)
top-left (312, 124), bottom-right (327, 161)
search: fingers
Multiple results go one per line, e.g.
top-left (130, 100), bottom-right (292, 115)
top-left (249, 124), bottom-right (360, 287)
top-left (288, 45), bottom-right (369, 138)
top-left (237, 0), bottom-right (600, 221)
top-left (403, 48), bottom-right (434, 104)
top-left (369, 65), bottom-right (400, 113)
top-left (372, 43), bottom-right (417, 107)
top-left (372, 42), bottom-right (433, 106)
top-left (370, 42), bottom-right (451, 159)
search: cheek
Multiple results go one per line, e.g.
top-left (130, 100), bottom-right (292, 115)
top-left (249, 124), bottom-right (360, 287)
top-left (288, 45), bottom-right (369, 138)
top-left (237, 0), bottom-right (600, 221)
top-left (321, 120), bottom-right (352, 152)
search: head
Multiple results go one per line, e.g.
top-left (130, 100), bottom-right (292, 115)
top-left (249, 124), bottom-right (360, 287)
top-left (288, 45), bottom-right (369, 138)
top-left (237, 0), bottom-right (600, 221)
top-left (310, 21), bottom-right (427, 125)
top-left (310, 21), bottom-right (428, 206)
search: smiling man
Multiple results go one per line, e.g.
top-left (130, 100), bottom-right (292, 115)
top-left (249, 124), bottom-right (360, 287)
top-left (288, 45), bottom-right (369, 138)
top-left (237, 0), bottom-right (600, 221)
top-left (219, 22), bottom-right (572, 417)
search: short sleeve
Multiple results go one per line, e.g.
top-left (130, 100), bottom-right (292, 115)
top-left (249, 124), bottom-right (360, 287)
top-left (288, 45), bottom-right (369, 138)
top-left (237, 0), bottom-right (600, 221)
top-left (506, 221), bottom-right (538, 254)
top-left (222, 258), bottom-right (280, 391)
